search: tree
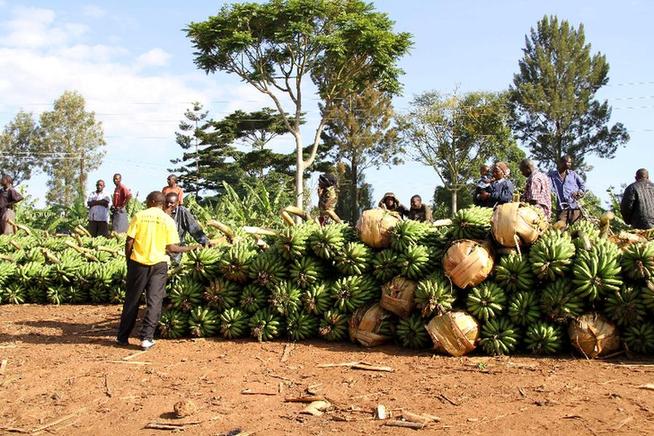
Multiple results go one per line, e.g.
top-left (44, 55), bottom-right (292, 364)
top-left (398, 90), bottom-right (523, 215)
top-left (39, 91), bottom-right (105, 206)
top-left (186, 0), bottom-right (412, 208)
top-left (321, 85), bottom-right (401, 223)
top-left (0, 111), bottom-right (41, 185)
top-left (333, 161), bottom-right (373, 223)
top-left (509, 15), bottom-right (629, 172)
top-left (170, 102), bottom-right (211, 195)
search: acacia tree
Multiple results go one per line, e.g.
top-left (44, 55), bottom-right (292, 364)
top-left (321, 85), bottom-right (400, 222)
top-left (0, 111), bottom-right (41, 185)
top-left (397, 90), bottom-right (523, 214)
top-left (39, 91), bottom-right (105, 206)
top-left (509, 15), bottom-right (629, 171)
top-left (186, 0), bottom-right (412, 208)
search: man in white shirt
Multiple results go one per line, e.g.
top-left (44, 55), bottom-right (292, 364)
top-left (87, 179), bottom-right (111, 237)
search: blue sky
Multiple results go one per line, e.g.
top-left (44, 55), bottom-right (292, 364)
top-left (0, 0), bottom-right (652, 211)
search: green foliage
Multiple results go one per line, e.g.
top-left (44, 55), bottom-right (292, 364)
top-left (0, 111), bottom-right (41, 185)
top-left (398, 90), bottom-right (524, 215)
top-left (509, 15), bottom-right (629, 171)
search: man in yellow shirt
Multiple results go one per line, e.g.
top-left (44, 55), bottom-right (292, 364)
top-left (116, 191), bottom-right (195, 350)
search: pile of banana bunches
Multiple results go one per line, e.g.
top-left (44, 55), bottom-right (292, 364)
top-left (2, 206), bottom-right (654, 357)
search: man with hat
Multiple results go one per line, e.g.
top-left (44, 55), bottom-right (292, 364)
top-left (318, 173), bottom-right (341, 225)
top-left (378, 192), bottom-right (408, 217)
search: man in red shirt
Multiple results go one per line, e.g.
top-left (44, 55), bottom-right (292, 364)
top-left (111, 173), bottom-right (132, 233)
top-left (162, 174), bottom-right (184, 205)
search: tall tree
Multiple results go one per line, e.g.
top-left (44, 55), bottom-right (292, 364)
top-left (321, 85), bottom-right (401, 223)
top-left (39, 91), bottom-right (105, 206)
top-left (333, 161), bottom-right (373, 223)
top-left (0, 111), bottom-right (41, 185)
top-left (171, 102), bottom-right (211, 195)
top-left (186, 0), bottom-right (412, 208)
top-left (509, 15), bottom-right (629, 171)
top-left (397, 90), bottom-right (523, 214)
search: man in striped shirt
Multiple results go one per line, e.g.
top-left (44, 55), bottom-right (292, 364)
top-left (520, 159), bottom-right (551, 219)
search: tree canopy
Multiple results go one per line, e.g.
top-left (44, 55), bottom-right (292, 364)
top-left (0, 111), bottom-right (40, 185)
top-left (186, 0), bottom-right (412, 207)
top-left (509, 15), bottom-right (629, 172)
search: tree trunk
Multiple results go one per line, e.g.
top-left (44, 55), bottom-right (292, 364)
top-left (295, 132), bottom-right (304, 210)
top-left (351, 158), bottom-right (359, 223)
top-left (451, 188), bottom-right (458, 216)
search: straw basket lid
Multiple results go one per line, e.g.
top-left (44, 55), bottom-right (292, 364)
top-left (491, 202), bottom-right (548, 248)
top-left (443, 239), bottom-right (494, 289)
top-left (356, 208), bottom-right (401, 249)
top-left (349, 303), bottom-right (394, 347)
top-left (426, 311), bottom-right (479, 357)
top-left (568, 313), bottom-right (620, 359)
top-left (380, 276), bottom-right (417, 318)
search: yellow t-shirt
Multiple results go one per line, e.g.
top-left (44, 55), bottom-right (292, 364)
top-left (127, 207), bottom-right (180, 265)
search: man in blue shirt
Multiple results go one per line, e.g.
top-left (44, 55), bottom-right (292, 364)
top-left (548, 155), bottom-right (585, 227)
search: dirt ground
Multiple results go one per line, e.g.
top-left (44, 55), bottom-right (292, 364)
top-left (1, 305), bottom-right (654, 435)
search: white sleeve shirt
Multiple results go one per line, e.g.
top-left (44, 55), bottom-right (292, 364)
top-left (88, 190), bottom-right (111, 222)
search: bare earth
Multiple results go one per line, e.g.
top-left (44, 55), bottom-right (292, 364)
top-left (1, 305), bottom-right (654, 435)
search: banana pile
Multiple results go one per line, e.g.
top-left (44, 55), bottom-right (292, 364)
top-left (2, 204), bottom-right (654, 357)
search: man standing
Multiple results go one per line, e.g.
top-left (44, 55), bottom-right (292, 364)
top-left (317, 173), bottom-right (341, 225)
top-left (162, 174), bottom-right (184, 205)
top-left (477, 162), bottom-right (514, 207)
top-left (405, 195), bottom-right (432, 222)
top-left (519, 159), bottom-right (552, 218)
top-left (87, 179), bottom-right (111, 237)
top-left (111, 173), bottom-right (132, 233)
top-left (621, 168), bottom-right (654, 230)
top-left (548, 155), bottom-right (585, 227)
top-left (0, 175), bottom-right (24, 235)
top-left (164, 191), bottom-right (210, 263)
top-left (116, 191), bottom-right (194, 350)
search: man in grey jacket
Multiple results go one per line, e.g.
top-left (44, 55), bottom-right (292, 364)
top-left (621, 168), bottom-right (654, 230)
top-left (164, 192), bottom-right (210, 263)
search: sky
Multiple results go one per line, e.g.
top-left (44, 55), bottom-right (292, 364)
top-left (0, 0), bottom-right (652, 211)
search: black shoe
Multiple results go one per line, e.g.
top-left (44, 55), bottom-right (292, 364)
top-left (115, 338), bottom-right (129, 346)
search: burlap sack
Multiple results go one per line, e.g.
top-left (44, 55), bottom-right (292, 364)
top-left (356, 208), bottom-right (401, 249)
top-left (380, 276), bottom-right (417, 319)
top-left (443, 240), bottom-right (494, 289)
top-left (491, 202), bottom-right (548, 248)
top-left (568, 313), bottom-right (620, 359)
top-left (349, 303), bottom-right (394, 347)
top-left (426, 311), bottom-right (479, 357)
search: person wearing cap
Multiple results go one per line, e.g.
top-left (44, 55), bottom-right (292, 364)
top-left (317, 173), bottom-right (341, 225)
top-left (378, 192), bottom-right (408, 217)
top-left (162, 174), bottom-right (184, 206)
top-left (405, 195), bottom-right (432, 222)
top-left (621, 168), bottom-right (654, 230)
top-left (477, 162), bottom-right (514, 207)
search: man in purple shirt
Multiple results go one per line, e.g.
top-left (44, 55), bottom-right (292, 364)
top-left (548, 155), bottom-right (585, 227)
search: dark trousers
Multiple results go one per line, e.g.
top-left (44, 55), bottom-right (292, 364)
top-left (117, 260), bottom-right (168, 342)
top-left (88, 220), bottom-right (109, 237)
top-left (557, 209), bottom-right (582, 227)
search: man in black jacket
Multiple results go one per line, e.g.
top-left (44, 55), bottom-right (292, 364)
top-left (621, 168), bottom-right (654, 230)
top-left (164, 192), bottom-right (210, 263)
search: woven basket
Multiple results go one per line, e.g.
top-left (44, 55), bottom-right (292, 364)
top-left (380, 276), bottom-right (417, 319)
top-left (568, 313), bottom-right (620, 358)
top-left (491, 202), bottom-right (548, 248)
top-left (348, 303), bottom-right (394, 347)
top-left (356, 208), bottom-right (401, 249)
top-left (426, 311), bottom-right (479, 357)
top-left (443, 240), bottom-right (494, 289)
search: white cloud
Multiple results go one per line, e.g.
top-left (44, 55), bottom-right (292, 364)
top-left (135, 48), bottom-right (172, 69)
top-left (82, 5), bottom-right (106, 18)
top-left (0, 7), bottom-right (88, 48)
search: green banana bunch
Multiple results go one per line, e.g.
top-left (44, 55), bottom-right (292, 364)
top-left (335, 242), bottom-right (372, 276)
top-left (572, 244), bottom-right (622, 300)
top-left (390, 220), bottom-right (430, 253)
top-left (603, 285), bottom-right (647, 327)
top-left (466, 282), bottom-right (507, 321)
top-left (219, 242), bottom-right (257, 284)
top-left (371, 249), bottom-right (401, 283)
top-left (2, 284), bottom-right (26, 304)
top-left (247, 250), bottom-right (287, 289)
top-left (524, 321), bottom-right (563, 355)
top-left (269, 280), bottom-right (302, 316)
top-left (249, 308), bottom-right (283, 342)
top-left (182, 247), bottom-right (221, 282)
top-left (219, 308), bottom-right (249, 339)
top-left (169, 276), bottom-right (203, 311)
top-left (158, 308), bottom-right (189, 339)
top-left (540, 281), bottom-right (585, 323)
top-left (508, 291), bottom-right (541, 326)
top-left (203, 278), bottom-right (239, 311)
top-left (319, 310), bottom-right (350, 342)
top-left (239, 284), bottom-right (268, 314)
top-left (395, 313), bottom-right (430, 349)
top-left (479, 317), bottom-right (520, 356)
top-left (301, 283), bottom-right (332, 315)
top-left (286, 310), bottom-right (319, 341)
top-left (621, 242), bottom-right (654, 282)
top-left (451, 206), bottom-right (493, 240)
top-left (494, 252), bottom-right (534, 294)
top-left (623, 322), bottom-right (654, 354)
top-left (289, 256), bottom-right (324, 289)
top-left (414, 274), bottom-right (455, 318)
top-left (529, 230), bottom-right (576, 281)
top-left (274, 224), bottom-right (313, 260)
top-left (188, 306), bottom-right (219, 338)
top-left (397, 245), bottom-right (430, 280)
top-left (309, 225), bottom-right (345, 260)
top-left (567, 220), bottom-right (600, 251)
top-left (331, 276), bottom-right (376, 313)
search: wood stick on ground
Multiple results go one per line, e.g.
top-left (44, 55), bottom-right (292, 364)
top-left (103, 374), bottom-right (112, 397)
top-left (317, 361), bottom-right (394, 372)
top-left (0, 427), bottom-right (29, 434)
top-left (284, 395), bottom-right (324, 403)
top-left (30, 409), bottom-right (85, 433)
top-left (241, 389), bottom-right (277, 396)
top-left (383, 420), bottom-right (425, 429)
top-left (438, 393), bottom-right (459, 406)
top-left (107, 360), bottom-right (152, 365)
top-left (281, 343), bottom-right (294, 363)
top-left (0, 359), bottom-right (7, 375)
top-left (144, 423), bottom-right (187, 430)
top-left (122, 350), bottom-right (149, 361)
